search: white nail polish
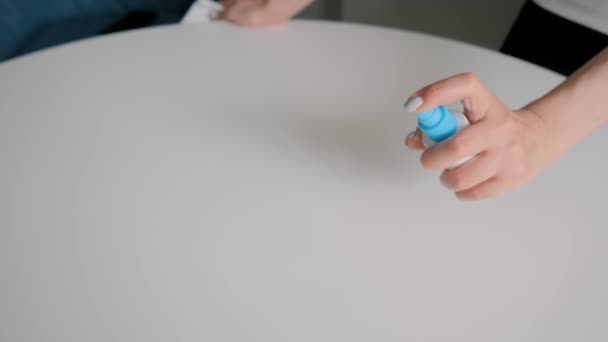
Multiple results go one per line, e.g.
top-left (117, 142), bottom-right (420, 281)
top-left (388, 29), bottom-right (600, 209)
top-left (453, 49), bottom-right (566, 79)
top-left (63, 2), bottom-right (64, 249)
top-left (404, 96), bottom-right (423, 113)
top-left (405, 131), bottom-right (416, 142)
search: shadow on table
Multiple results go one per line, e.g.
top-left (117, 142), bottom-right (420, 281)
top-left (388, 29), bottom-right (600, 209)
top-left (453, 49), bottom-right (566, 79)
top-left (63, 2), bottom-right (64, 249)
top-left (206, 104), bottom-right (422, 186)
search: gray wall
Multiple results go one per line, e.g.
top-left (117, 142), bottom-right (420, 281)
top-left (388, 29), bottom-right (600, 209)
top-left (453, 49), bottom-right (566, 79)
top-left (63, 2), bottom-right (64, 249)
top-left (299, 0), bottom-right (527, 50)
top-left (299, 0), bottom-right (342, 21)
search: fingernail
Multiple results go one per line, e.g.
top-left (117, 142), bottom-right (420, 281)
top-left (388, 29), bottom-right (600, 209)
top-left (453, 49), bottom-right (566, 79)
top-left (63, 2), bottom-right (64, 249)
top-left (440, 176), bottom-right (452, 190)
top-left (404, 96), bottom-right (423, 113)
top-left (405, 131), bottom-right (416, 145)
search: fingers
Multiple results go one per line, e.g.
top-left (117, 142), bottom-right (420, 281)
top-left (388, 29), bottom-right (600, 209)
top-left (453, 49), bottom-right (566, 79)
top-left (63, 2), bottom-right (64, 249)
top-left (405, 129), bottom-right (425, 150)
top-left (219, 0), bottom-right (266, 26)
top-left (404, 72), bottom-right (497, 123)
top-left (402, 73), bottom-right (543, 202)
top-left (402, 73), bottom-right (504, 200)
top-left (439, 151), bottom-right (501, 192)
top-left (219, 0), bottom-right (311, 27)
top-left (455, 177), bottom-right (504, 201)
top-left (419, 120), bottom-right (491, 171)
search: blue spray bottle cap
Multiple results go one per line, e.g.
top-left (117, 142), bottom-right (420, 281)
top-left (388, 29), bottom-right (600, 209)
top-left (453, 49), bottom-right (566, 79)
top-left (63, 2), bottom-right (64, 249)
top-left (416, 105), bottom-right (458, 143)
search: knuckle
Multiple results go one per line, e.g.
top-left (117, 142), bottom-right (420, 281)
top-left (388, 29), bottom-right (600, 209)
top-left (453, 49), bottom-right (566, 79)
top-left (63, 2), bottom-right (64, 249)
top-left (461, 72), bottom-right (479, 89)
top-left (505, 134), bottom-right (525, 157)
top-left (423, 83), bottom-right (441, 99)
top-left (500, 120), bottom-right (524, 150)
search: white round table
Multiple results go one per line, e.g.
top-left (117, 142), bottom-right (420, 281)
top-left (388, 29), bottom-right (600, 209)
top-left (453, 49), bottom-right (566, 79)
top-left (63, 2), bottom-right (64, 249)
top-left (1, 21), bottom-right (607, 342)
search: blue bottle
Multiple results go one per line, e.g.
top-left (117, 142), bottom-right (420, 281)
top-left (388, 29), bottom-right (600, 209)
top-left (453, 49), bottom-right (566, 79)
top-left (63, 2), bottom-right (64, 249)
top-left (416, 105), bottom-right (473, 169)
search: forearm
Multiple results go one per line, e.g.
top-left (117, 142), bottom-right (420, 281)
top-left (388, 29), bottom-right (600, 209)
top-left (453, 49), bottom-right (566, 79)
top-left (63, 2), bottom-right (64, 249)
top-left (525, 48), bottom-right (608, 154)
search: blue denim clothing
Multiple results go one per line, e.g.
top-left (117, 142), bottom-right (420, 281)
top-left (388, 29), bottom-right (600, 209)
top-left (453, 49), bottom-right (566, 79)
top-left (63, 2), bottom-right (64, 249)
top-left (0, 0), bottom-right (194, 61)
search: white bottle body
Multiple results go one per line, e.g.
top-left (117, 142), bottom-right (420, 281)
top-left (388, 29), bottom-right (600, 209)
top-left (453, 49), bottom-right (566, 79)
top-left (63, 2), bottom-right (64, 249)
top-left (421, 111), bottom-right (473, 170)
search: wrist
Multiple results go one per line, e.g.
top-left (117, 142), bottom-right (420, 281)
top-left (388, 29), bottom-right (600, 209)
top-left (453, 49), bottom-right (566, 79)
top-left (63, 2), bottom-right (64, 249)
top-left (523, 48), bottom-right (608, 156)
top-left (522, 93), bottom-right (592, 160)
top-left (515, 106), bottom-right (566, 168)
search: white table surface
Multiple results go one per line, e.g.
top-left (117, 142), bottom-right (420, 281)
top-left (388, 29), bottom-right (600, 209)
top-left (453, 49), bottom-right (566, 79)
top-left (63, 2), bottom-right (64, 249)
top-left (1, 21), bottom-right (607, 342)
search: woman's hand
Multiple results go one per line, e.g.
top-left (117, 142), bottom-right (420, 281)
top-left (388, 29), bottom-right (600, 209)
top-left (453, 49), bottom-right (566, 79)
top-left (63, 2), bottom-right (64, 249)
top-left (404, 73), bottom-right (560, 201)
top-left (219, 0), bottom-right (313, 27)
